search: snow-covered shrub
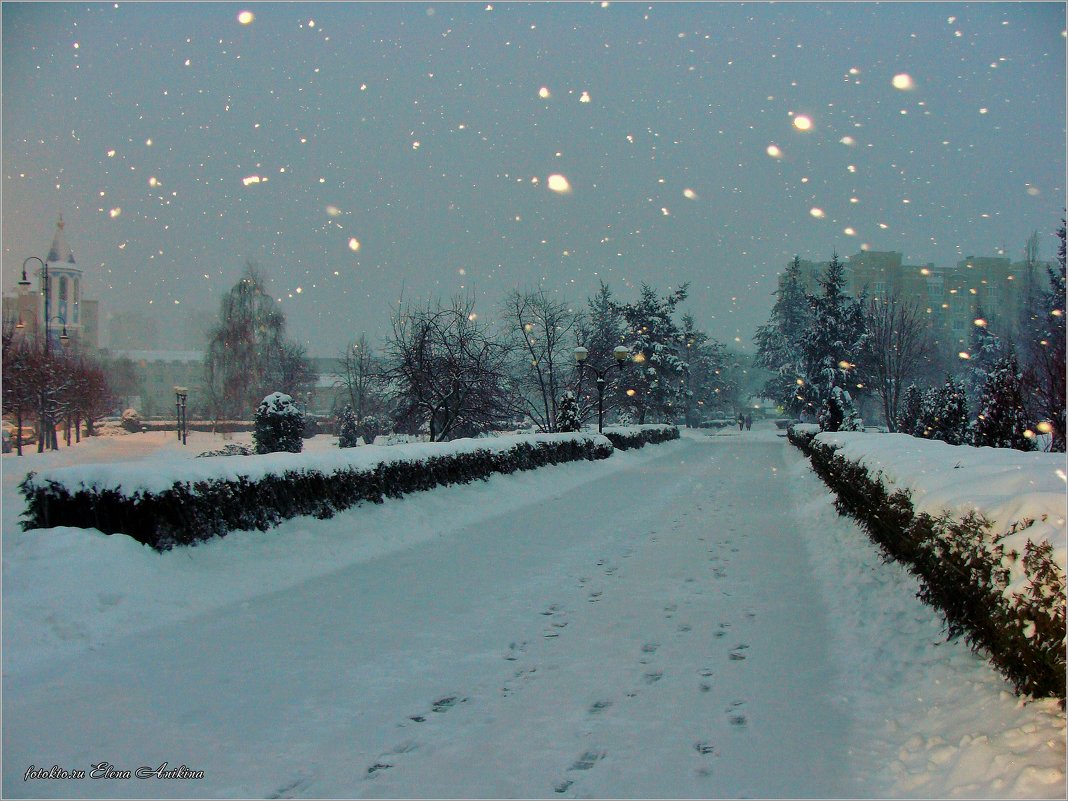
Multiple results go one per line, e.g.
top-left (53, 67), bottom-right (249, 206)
top-left (557, 391), bottom-right (581, 433)
top-left (19, 433), bottom-right (614, 551)
top-left (602, 424), bottom-right (680, 450)
top-left (358, 415), bottom-right (383, 444)
top-left (120, 408), bottom-right (143, 433)
top-left (253, 392), bottom-right (304, 455)
top-left (788, 430), bottom-right (1065, 700)
top-left (337, 405), bottom-right (361, 448)
top-left (196, 444), bottom-right (253, 458)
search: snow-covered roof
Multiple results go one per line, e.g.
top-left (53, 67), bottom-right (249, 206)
top-left (46, 216), bottom-right (76, 265)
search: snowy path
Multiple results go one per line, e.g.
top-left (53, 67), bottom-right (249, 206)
top-left (4, 433), bottom-right (854, 798)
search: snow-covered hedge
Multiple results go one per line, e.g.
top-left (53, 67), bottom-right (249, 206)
top-left (788, 426), bottom-right (1066, 699)
top-left (602, 424), bottom-right (680, 450)
top-left (19, 433), bottom-right (614, 551)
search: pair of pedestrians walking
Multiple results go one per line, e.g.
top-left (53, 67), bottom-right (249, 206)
top-left (737, 414), bottom-right (752, 431)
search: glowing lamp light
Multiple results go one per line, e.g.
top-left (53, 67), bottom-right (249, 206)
top-left (958, 351), bottom-right (971, 360)
top-left (892, 73), bottom-right (914, 90)
top-left (973, 318), bottom-right (987, 327)
top-left (1036, 421), bottom-right (1054, 434)
top-left (613, 345), bottom-right (631, 362)
top-left (547, 174), bottom-right (572, 194)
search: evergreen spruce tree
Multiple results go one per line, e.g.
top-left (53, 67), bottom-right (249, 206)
top-left (557, 391), bottom-right (581, 432)
top-left (967, 309), bottom-right (1002, 415)
top-left (615, 283), bottom-right (690, 423)
top-left (897, 383), bottom-right (925, 436)
top-left (754, 256), bottom-right (814, 416)
top-left (337, 404), bottom-right (361, 448)
top-left (799, 253), bottom-right (868, 431)
top-left (973, 350), bottom-right (1035, 450)
top-left (253, 392), bottom-right (305, 454)
top-left (926, 376), bottom-right (970, 445)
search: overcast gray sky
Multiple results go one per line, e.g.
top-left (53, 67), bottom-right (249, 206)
top-left (3, 2), bottom-right (1065, 355)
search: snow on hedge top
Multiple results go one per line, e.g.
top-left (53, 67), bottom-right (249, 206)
top-left (22, 432), bottom-right (613, 497)
top-left (814, 431), bottom-right (1067, 576)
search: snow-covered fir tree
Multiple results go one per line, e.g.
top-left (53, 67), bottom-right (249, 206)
top-left (798, 254), bottom-right (867, 431)
top-left (818, 386), bottom-right (863, 431)
top-left (337, 404), bottom-right (361, 448)
top-left (253, 392), bottom-right (304, 454)
top-left (973, 350), bottom-right (1035, 451)
top-left (921, 376), bottom-right (970, 445)
top-left (967, 309), bottom-right (1002, 416)
top-left (556, 391), bottom-right (581, 432)
top-left (897, 383), bottom-right (925, 437)
top-left (754, 255), bottom-right (814, 416)
top-left (680, 313), bottom-right (728, 427)
top-left (615, 283), bottom-right (689, 424)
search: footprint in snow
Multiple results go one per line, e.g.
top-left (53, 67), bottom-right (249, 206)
top-left (727, 700), bottom-right (748, 728)
top-left (643, 670), bottom-right (664, 684)
top-left (677, 623), bottom-right (692, 633)
top-left (729, 644), bottom-right (749, 661)
top-left (714, 622), bottom-right (731, 639)
top-left (365, 741), bottom-right (417, 779)
top-left (504, 641), bottom-right (528, 661)
top-left (569, 750), bottom-right (606, 771)
top-left (268, 775), bottom-right (314, 798)
top-left (431, 695), bottom-right (466, 713)
top-left (588, 699), bottom-right (613, 715)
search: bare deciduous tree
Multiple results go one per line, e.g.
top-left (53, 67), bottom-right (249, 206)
top-left (334, 333), bottom-right (386, 423)
top-left (501, 288), bottom-right (580, 432)
top-left (383, 295), bottom-right (511, 441)
top-left (861, 294), bottom-right (933, 432)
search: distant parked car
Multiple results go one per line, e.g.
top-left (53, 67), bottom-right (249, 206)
top-left (2, 421), bottom-right (36, 446)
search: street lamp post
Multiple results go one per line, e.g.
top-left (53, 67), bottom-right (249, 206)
top-left (174, 387), bottom-right (189, 445)
top-left (574, 344), bottom-right (631, 434)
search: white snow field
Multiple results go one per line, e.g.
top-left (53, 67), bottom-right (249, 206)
top-left (3, 425), bottom-right (1065, 799)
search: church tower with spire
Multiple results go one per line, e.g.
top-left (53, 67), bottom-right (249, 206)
top-left (5, 215), bottom-right (99, 350)
top-left (43, 214), bottom-right (83, 342)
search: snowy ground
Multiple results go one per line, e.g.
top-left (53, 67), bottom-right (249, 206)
top-left (2, 425), bottom-right (1065, 798)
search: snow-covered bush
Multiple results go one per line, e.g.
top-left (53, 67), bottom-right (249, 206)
top-left (602, 424), bottom-right (680, 450)
top-left (19, 433), bottom-right (614, 550)
top-left (557, 391), bottom-right (581, 433)
top-left (337, 405), bottom-right (361, 448)
top-left (253, 392), bottom-right (304, 455)
top-left (196, 444), bottom-right (252, 458)
top-left (120, 408), bottom-right (143, 433)
top-left (788, 427), bottom-right (1065, 700)
top-left (358, 415), bottom-right (383, 444)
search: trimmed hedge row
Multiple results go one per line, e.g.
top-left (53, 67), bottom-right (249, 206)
top-left (788, 426), bottom-right (1065, 700)
top-left (602, 424), bottom-right (681, 450)
top-left (20, 437), bottom-right (613, 551)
